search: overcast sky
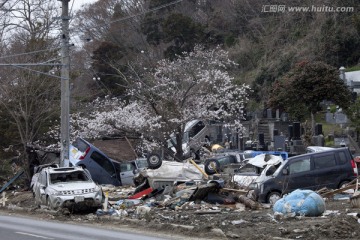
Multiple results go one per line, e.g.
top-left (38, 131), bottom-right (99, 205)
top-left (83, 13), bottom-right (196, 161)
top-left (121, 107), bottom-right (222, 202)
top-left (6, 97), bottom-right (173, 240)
top-left (70, 0), bottom-right (98, 10)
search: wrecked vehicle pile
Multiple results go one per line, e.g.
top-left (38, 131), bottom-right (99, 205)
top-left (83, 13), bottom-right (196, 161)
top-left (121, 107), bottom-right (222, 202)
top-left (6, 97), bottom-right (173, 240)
top-left (1, 147), bottom-right (360, 239)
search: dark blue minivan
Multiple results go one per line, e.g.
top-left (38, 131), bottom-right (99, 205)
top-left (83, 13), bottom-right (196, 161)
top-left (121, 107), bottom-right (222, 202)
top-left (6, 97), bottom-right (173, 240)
top-left (70, 138), bottom-right (147, 186)
top-left (250, 147), bottom-right (358, 204)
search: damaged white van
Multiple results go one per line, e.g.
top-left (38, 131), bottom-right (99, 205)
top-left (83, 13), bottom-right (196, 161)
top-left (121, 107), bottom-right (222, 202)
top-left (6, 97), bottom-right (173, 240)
top-left (233, 154), bottom-right (284, 189)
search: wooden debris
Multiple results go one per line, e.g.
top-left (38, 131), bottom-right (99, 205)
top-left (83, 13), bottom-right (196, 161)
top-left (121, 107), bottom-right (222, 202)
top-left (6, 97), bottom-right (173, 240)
top-left (320, 184), bottom-right (356, 198)
top-left (0, 192), bottom-right (8, 207)
top-left (220, 188), bottom-right (248, 194)
top-left (194, 210), bottom-right (222, 214)
top-left (236, 194), bottom-right (260, 210)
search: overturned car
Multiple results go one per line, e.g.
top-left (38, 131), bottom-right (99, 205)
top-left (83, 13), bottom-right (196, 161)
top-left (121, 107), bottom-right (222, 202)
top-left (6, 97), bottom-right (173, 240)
top-left (32, 166), bottom-right (103, 210)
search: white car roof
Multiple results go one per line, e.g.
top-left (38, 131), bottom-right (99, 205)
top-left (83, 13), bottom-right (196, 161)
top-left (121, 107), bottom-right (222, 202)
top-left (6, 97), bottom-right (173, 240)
top-left (306, 146), bottom-right (334, 153)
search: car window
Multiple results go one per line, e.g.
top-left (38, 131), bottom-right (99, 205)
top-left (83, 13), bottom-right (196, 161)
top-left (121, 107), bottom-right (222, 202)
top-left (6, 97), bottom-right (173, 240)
top-left (120, 163), bottom-right (135, 172)
top-left (188, 121), bottom-right (205, 138)
top-left (49, 171), bottom-right (89, 184)
top-left (214, 156), bottom-right (232, 165)
top-left (313, 153), bottom-right (336, 169)
top-left (50, 173), bottom-right (66, 184)
top-left (90, 151), bottom-right (116, 176)
top-left (39, 172), bottom-right (46, 185)
top-left (289, 158), bottom-right (311, 174)
top-left (73, 138), bottom-right (90, 152)
top-left (337, 151), bottom-right (348, 165)
top-left (238, 164), bottom-right (260, 173)
top-left (136, 160), bottom-right (148, 169)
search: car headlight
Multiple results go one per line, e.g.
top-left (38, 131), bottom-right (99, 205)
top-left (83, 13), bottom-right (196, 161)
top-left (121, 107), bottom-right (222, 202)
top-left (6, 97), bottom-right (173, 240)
top-left (48, 188), bottom-right (60, 196)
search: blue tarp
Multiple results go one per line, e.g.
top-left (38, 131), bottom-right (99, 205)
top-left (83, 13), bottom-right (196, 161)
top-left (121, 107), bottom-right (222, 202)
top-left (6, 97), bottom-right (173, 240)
top-left (273, 189), bottom-right (326, 216)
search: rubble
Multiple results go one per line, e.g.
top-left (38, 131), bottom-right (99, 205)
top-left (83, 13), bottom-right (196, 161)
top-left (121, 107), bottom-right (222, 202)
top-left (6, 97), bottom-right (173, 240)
top-left (1, 155), bottom-right (360, 239)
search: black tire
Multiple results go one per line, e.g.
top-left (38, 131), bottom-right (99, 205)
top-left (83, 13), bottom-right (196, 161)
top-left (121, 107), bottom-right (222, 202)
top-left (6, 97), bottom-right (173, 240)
top-left (147, 153), bottom-right (162, 169)
top-left (267, 191), bottom-right (281, 205)
top-left (204, 159), bottom-right (221, 175)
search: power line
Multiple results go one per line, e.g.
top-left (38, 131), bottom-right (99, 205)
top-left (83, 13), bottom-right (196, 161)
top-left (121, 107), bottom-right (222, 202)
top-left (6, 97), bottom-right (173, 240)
top-left (83, 0), bottom-right (183, 31)
top-left (0, 47), bottom-right (60, 60)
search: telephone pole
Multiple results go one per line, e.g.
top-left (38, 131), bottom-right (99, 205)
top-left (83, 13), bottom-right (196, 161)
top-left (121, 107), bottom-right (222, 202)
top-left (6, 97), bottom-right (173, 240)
top-left (59, 0), bottom-right (70, 167)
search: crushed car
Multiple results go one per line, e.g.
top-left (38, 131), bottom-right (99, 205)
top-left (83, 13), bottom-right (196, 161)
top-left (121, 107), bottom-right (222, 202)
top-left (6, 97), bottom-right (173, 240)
top-left (233, 154), bottom-right (284, 189)
top-left (32, 166), bottom-right (103, 210)
top-left (203, 150), bottom-right (288, 175)
top-left (70, 137), bottom-right (148, 186)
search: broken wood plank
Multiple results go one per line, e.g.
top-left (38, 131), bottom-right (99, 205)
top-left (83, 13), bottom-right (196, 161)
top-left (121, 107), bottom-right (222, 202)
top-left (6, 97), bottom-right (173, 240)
top-left (220, 188), bottom-right (248, 194)
top-left (194, 210), bottom-right (222, 214)
top-left (0, 192), bottom-right (8, 207)
top-left (236, 195), bottom-right (260, 210)
top-left (189, 159), bottom-right (208, 179)
top-left (320, 184), bottom-right (356, 198)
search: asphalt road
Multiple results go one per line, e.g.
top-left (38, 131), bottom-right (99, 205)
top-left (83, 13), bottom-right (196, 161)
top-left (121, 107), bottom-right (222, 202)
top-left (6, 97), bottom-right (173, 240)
top-left (0, 214), bottom-right (167, 240)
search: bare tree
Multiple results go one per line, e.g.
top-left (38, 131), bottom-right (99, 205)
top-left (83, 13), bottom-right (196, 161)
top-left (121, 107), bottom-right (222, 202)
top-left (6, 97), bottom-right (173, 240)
top-left (0, 0), bottom-right (61, 182)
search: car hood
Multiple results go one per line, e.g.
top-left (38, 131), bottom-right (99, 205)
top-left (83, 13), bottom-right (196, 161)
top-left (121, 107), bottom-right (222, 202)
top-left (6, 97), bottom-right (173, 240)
top-left (49, 181), bottom-right (97, 190)
top-left (234, 154), bottom-right (283, 188)
top-left (233, 174), bottom-right (259, 188)
top-left (247, 154), bottom-right (283, 168)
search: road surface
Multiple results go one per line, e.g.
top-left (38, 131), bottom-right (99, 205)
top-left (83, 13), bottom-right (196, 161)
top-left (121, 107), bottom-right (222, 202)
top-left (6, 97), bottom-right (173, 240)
top-left (0, 214), bottom-right (168, 240)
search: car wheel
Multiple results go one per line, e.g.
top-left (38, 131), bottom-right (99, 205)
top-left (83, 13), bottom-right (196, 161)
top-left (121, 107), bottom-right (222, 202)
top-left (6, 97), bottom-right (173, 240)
top-left (267, 192), bottom-right (281, 205)
top-left (204, 159), bottom-right (220, 175)
top-left (147, 153), bottom-right (162, 169)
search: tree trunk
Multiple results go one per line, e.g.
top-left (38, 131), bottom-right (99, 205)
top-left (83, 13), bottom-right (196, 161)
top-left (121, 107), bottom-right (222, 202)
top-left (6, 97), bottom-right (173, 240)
top-left (175, 126), bottom-right (184, 161)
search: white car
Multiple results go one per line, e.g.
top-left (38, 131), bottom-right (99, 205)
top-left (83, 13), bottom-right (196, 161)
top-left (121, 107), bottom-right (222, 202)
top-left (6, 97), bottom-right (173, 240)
top-left (32, 166), bottom-right (103, 210)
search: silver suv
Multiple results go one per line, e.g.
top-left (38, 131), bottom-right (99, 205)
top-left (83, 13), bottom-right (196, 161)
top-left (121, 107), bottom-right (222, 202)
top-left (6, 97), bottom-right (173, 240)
top-left (32, 166), bottom-right (103, 210)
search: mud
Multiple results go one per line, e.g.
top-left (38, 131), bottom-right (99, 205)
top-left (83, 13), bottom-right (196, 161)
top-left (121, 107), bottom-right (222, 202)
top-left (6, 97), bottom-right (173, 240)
top-left (1, 191), bottom-right (360, 239)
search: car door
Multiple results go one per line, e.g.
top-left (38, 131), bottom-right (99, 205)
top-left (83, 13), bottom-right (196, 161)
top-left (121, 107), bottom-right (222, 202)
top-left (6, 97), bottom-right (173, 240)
top-left (312, 151), bottom-right (338, 189)
top-left (283, 156), bottom-right (312, 192)
top-left (87, 151), bottom-right (120, 185)
top-left (33, 171), bottom-right (47, 205)
top-left (119, 162), bottom-right (135, 186)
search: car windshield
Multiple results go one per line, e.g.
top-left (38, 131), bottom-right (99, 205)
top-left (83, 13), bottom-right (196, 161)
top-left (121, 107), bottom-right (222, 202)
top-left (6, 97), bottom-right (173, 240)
top-left (237, 163), bottom-right (263, 174)
top-left (49, 171), bottom-right (89, 184)
top-left (136, 159), bottom-right (148, 169)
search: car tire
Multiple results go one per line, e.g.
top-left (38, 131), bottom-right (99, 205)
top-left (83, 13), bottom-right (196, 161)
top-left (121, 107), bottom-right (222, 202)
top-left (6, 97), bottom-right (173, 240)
top-left (204, 159), bottom-right (220, 175)
top-left (267, 191), bottom-right (281, 205)
top-left (147, 153), bottom-right (162, 169)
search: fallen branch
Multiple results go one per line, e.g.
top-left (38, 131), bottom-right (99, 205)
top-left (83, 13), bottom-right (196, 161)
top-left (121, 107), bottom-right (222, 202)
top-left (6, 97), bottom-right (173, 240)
top-left (236, 195), bottom-right (260, 210)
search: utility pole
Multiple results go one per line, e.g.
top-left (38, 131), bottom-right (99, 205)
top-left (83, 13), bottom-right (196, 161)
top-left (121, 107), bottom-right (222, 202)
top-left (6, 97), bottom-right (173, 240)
top-left (59, 0), bottom-right (70, 167)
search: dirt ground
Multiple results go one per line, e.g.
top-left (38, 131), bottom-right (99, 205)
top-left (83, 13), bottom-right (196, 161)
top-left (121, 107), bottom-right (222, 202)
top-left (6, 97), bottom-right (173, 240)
top-left (1, 190), bottom-right (360, 240)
